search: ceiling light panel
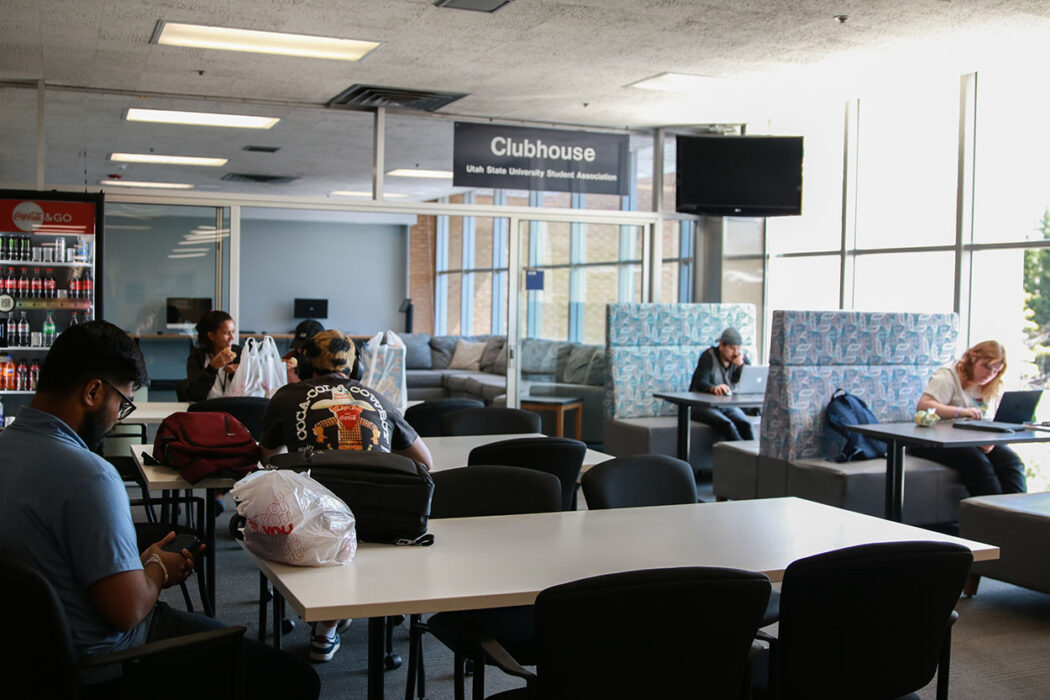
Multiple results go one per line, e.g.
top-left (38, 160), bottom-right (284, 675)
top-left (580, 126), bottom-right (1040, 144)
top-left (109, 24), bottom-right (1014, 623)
top-left (386, 169), bottom-right (454, 179)
top-left (125, 108), bottom-right (279, 129)
top-left (627, 72), bottom-right (719, 92)
top-left (111, 153), bottom-right (228, 167)
top-left (153, 21), bottom-right (380, 61)
top-left (99, 179), bottom-right (194, 189)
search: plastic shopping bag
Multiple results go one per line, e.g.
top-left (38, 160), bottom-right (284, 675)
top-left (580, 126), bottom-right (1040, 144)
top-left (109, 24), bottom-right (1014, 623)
top-left (361, 331), bottom-right (408, 412)
top-left (230, 469), bottom-right (357, 567)
top-left (258, 335), bottom-right (288, 398)
top-left (228, 338), bottom-right (266, 398)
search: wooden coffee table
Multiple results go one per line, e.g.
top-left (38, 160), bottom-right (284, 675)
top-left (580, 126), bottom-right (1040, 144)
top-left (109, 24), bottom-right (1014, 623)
top-left (520, 396), bottom-right (584, 439)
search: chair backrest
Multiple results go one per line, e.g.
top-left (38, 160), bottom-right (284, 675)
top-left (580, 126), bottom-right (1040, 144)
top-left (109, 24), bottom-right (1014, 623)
top-left (468, 436), bottom-right (586, 511)
top-left (405, 398), bottom-right (485, 437)
top-left (581, 454), bottom-right (697, 510)
top-left (776, 540), bottom-right (973, 699)
top-left (188, 396), bottom-right (270, 440)
top-left (534, 567), bottom-right (771, 698)
top-left (430, 465), bottom-right (561, 518)
top-left (0, 551), bottom-right (79, 698)
top-left (440, 406), bottom-right (542, 436)
top-left (99, 422), bottom-right (149, 484)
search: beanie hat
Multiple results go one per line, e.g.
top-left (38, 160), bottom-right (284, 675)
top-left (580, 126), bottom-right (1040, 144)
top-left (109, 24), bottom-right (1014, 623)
top-left (719, 328), bottom-right (743, 346)
top-left (291, 319), bottom-right (325, 350)
top-left (302, 330), bottom-right (356, 374)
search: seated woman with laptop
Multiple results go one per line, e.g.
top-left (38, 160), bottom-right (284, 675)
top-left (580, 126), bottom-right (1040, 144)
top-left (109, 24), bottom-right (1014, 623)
top-left (912, 339), bottom-right (1027, 496)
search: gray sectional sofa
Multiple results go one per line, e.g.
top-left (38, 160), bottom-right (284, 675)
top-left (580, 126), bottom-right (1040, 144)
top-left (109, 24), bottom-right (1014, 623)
top-left (400, 333), bottom-right (606, 443)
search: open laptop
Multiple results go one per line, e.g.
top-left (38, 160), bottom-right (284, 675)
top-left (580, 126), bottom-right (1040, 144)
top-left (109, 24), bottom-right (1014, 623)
top-left (953, 390), bottom-right (1043, 433)
top-left (732, 365), bottom-right (769, 396)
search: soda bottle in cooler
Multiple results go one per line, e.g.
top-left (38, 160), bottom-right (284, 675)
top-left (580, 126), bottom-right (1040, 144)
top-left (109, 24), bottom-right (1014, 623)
top-left (69, 274), bottom-right (80, 299)
top-left (2, 356), bottom-right (14, 390)
top-left (20, 235), bottom-right (30, 262)
top-left (0, 234), bottom-right (8, 260)
top-left (30, 268), bottom-right (41, 297)
top-left (15, 360), bottom-right (27, 392)
top-left (81, 270), bottom-right (93, 301)
top-left (0, 314), bottom-right (6, 347)
top-left (42, 312), bottom-right (56, 347)
top-left (17, 268), bottom-right (29, 297)
top-left (5, 315), bottom-right (16, 347)
top-left (43, 268), bottom-right (55, 299)
top-left (5, 267), bottom-right (15, 296)
top-left (17, 311), bottom-right (29, 347)
top-left (29, 358), bottom-right (40, 391)
top-left (68, 311), bottom-right (79, 329)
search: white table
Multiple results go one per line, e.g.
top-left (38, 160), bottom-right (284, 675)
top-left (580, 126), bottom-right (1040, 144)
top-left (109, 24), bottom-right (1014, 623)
top-left (245, 497), bottom-right (998, 700)
top-left (125, 401), bottom-right (189, 424)
top-left (424, 433), bottom-right (613, 472)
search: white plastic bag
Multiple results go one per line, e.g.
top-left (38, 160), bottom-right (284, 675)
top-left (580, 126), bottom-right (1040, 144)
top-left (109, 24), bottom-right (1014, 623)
top-left (361, 331), bottom-right (408, 412)
top-left (228, 337), bottom-right (265, 398)
top-left (231, 469), bottom-right (357, 567)
top-left (258, 335), bottom-right (288, 398)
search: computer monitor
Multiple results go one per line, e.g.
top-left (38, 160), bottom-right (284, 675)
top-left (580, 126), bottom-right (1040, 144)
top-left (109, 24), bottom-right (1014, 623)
top-left (166, 297), bottom-right (212, 330)
top-left (294, 298), bottom-right (328, 319)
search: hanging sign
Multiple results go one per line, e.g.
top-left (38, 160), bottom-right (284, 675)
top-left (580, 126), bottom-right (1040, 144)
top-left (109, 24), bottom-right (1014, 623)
top-left (0, 199), bottom-right (97, 235)
top-left (453, 123), bottom-right (630, 196)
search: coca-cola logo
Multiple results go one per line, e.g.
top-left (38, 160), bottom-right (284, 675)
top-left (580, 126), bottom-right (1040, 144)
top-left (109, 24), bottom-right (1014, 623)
top-left (11, 201), bottom-right (44, 232)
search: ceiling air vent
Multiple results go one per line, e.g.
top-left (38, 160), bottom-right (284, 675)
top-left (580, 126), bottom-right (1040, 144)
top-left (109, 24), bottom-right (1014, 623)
top-left (327, 84), bottom-right (468, 112)
top-left (243, 145), bottom-right (281, 153)
top-left (221, 173), bottom-right (298, 184)
top-left (434, 0), bottom-right (514, 12)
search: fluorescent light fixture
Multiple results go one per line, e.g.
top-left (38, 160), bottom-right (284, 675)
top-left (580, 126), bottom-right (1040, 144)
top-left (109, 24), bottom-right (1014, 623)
top-left (627, 72), bottom-right (719, 92)
top-left (111, 152), bottom-right (228, 167)
top-left (126, 108), bottom-right (279, 129)
top-left (172, 247), bottom-right (211, 253)
top-left (386, 169), bottom-right (454, 179)
top-left (168, 252), bottom-right (208, 259)
top-left (153, 21), bottom-right (380, 61)
top-left (100, 179), bottom-right (195, 189)
top-left (330, 190), bottom-right (408, 198)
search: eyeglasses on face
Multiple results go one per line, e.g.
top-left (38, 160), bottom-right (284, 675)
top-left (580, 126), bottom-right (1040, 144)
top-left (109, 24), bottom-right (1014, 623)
top-left (102, 379), bottom-right (137, 420)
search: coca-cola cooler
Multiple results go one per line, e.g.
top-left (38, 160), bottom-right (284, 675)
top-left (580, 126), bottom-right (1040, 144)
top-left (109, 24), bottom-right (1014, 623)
top-left (0, 190), bottom-right (103, 420)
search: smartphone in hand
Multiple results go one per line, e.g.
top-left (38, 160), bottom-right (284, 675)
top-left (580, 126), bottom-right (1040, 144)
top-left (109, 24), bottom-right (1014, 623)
top-left (162, 533), bottom-right (202, 555)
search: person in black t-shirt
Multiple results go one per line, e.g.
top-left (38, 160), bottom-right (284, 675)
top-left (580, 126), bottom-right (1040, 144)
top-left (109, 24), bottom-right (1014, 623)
top-left (688, 327), bottom-right (753, 441)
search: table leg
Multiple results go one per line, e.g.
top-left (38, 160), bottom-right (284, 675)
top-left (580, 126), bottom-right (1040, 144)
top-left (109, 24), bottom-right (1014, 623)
top-left (368, 616), bottom-right (385, 700)
top-left (204, 489), bottom-right (217, 615)
top-left (675, 404), bottom-right (691, 461)
top-left (553, 406), bottom-right (565, 437)
top-left (573, 403), bottom-right (582, 441)
top-left (884, 440), bottom-right (905, 522)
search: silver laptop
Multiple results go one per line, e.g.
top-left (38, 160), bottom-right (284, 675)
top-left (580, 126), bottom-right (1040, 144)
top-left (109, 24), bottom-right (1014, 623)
top-left (733, 365), bottom-right (769, 396)
top-left (953, 390), bottom-right (1043, 433)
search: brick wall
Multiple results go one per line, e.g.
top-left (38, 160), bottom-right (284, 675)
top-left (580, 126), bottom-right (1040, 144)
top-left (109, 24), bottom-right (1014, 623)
top-left (408, 214), bottom-right (436, 335)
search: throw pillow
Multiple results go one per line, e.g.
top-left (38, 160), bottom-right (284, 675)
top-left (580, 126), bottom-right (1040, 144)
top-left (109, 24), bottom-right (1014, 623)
top-left (402, 333), bottom-right (432, 369)
top-left (563, 345), bottom-right (597, 385)
top-left (429, 335), bottom-right (461, 369)
top-left (493, 342), bottom-right (509, 375)
top-left (479, 336), bottom-right (507, 373)
top-left (448, 339), bottom-right (487, 370)
top-left (585, 349), bottom-right (606, 386)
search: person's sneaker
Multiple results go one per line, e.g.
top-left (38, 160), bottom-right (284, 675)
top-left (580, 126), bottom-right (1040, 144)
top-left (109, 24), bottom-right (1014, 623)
top-left (310, 627), bottom-right (341, 662)
top-left (335, 618), bottom-right (353, 635)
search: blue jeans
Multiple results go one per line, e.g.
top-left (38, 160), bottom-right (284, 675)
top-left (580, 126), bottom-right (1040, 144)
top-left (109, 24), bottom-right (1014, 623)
top-left (691, 406), bottom-right (754, 441)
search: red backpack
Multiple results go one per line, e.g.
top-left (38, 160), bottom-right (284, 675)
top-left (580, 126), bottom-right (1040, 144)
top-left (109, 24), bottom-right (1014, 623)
top-left (154, 412), bottom-right (261, 483)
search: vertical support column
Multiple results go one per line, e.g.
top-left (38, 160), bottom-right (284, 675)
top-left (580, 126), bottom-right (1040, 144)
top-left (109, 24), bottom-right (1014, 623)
top-left (619, 150), bottom-right (638, 302)
top-left (678, 220), bottom-right (695, 302)
top-left (955, 73), bottom-right (978, 346)
top-left (461, 192), bottom-right (476, 334)
top-left (840, 98), bottom-right (860, 310)
top-left (568, 192), bottom-right (585, 342)
top-left (372, 107), bottom-right (385, 200)
top-left (36, 79), bottom-right (45, 189)
top-left (526, 192), bottom-right (544, 338)
top-left (507, 215), bottom-right (521, 408)
top-left (699, 216), bottom-right (725, 302)
top-left (649, 129), bottom-right (665, 303)
top-left (434, 200), bottom-right (449, 335)
top-left (228, 205), bottom-right (241, 325)
top-left (492, 191), bottom-right (508, 334)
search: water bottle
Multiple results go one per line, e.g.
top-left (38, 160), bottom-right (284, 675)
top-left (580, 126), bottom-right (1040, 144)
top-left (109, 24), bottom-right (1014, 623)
top-left (43, 313), bottom-right (56, 347)
top-left (54, 237), bottom-right (65, 264)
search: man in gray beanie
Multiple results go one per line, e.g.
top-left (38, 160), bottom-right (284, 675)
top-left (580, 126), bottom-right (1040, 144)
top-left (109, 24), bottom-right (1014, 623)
top-left (688, 327), bottom-right (753, 441)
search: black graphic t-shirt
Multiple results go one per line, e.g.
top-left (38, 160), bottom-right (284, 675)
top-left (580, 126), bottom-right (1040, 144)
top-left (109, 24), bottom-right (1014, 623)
top-left (260, 373), bottom-right (418, 453)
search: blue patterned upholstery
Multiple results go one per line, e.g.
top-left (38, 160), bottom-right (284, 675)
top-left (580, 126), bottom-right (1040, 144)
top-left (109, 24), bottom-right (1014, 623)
top-left (605, 303), bottom-right (758, 419)
top-left (759, 311), bottom-right (958, 462)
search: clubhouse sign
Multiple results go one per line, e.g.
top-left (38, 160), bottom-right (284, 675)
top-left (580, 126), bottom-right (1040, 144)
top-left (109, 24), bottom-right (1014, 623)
top-left (453, 123), bottom-right (630, 196)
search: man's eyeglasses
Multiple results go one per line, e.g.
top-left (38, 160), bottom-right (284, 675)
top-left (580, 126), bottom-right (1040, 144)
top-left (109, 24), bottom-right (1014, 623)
top-left (103, 380), bottom-right (137, 420)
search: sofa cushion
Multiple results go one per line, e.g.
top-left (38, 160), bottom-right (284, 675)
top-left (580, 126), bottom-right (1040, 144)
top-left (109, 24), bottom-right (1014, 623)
top-left (442, 370), bottom-right (486, 392)
top-left (464, 374), bottom-right (508, 402)
top-left (402, 333), bottom-right (432, 369)
top-left (479, 336), bottom-right (507, 374)
top-left (405, 369), bottom-right (446, 388)
top-left (494, 342), bottom-right (509, 375)
top-left (430, 335), bottom-right (463, 369)
top-left (563, 344), bottom-right (603, 385)
top-left (449, 339), bottom-right (487, 370)
top-left (521, 338), bottom-right (562, 375)
top-left (586, 350), bottom-right (606, 386)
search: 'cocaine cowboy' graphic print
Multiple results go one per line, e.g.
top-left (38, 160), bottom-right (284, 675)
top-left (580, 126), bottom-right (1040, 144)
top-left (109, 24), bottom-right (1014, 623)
top-left (295, 383), bottom-right (392, 452)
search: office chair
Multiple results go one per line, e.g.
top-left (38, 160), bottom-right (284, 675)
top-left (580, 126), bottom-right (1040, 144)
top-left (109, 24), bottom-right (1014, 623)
top-left (758, 540), bottom-right (973, 700)
top-left (187, 396), bottom-right (270, 440)
top-left (0, 549), bottom-right (245, 700)
top-left (440, 407), bottom-right (541, 437)
top-left (405, 398), bottom-right (485, 437)
top-left (482, 566), bottom-right (771, 700)
top-left (580, 454), bottom-right (697, 509)
top-left (468, 436), bottom-right (587, 511)
top-left (99, 421), bottom-right (154, 521)
top-left (406, 465), bottom-right (562, 700)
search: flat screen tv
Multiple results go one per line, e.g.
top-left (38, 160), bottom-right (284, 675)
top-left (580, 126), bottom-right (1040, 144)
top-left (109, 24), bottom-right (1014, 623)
top-left (675, 135), bottom-right (803, 217)
top-left (294, 298), bottom-right (328, 319)
top-left (166, 297), bottom-right (212, 330)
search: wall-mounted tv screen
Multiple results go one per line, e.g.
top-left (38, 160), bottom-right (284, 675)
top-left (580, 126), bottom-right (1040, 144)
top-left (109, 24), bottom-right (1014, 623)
top-left (294, 298), bottom-right (328, 319)
top-left (166, 297), bottom-right (212, 330)
top-left (675, 135), bottom-right (803, 217)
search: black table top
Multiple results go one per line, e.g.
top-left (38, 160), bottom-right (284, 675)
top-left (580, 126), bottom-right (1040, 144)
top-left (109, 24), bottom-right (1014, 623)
top-left (844, 420), bottom-right (1050, 448)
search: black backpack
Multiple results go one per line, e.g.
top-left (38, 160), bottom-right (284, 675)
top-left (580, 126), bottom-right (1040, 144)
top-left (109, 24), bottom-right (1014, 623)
top-left (824, 389), bottom-right (887, 462)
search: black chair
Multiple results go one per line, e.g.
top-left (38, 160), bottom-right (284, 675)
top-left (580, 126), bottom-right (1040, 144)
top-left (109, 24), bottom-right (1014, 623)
top-left (0, 549), bottom-right (245, 700)
top-left (406, 465), bottom-right (562, 700)
top-left (405, 398), bottom-right (485, 437)
top-left (99, 422), bottom-right (154, 520)
top-left (440, 407), bottom-right (541, 437)
top-left (580, 454), bottom-right (697, 510)
top-left (482, 567), bottom-right (771, 700)
top-left (468, 436), bottom-right (587, 511)
top-left (187, 396), bottom-right (270, 440)
top-left (758, 540), bottom-right (973, 700)
top-left (132, 494), bottom-right (214, 617)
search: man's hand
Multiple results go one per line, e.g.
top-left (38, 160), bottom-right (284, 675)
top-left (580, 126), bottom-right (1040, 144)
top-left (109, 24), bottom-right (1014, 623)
top-left (143, 532), bottom-right (196, 589)
top-left (711, 384), bottom-right (732, 396)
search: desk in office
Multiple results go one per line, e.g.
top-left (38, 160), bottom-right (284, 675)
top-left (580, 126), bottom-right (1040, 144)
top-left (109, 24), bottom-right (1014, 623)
top-left (842, 421), bottom-right (1050, 522)
top-left (245, 497), bottom-right (998, 700)
top-left (653, 391), bottom-right (765, 461)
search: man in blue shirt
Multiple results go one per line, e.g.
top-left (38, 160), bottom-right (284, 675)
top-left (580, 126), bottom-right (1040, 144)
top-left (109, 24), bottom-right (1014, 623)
top-left (0, 321), bottom-right (319, 697)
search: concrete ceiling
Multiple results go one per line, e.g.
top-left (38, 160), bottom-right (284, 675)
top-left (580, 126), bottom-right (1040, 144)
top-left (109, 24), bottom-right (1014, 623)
top-left (1, 0), bottom-right (1049, 201)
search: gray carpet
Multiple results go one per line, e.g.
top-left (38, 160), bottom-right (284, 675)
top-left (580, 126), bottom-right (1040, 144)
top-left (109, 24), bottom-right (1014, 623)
top-left (153, 500), bottom-right (1050, 700)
